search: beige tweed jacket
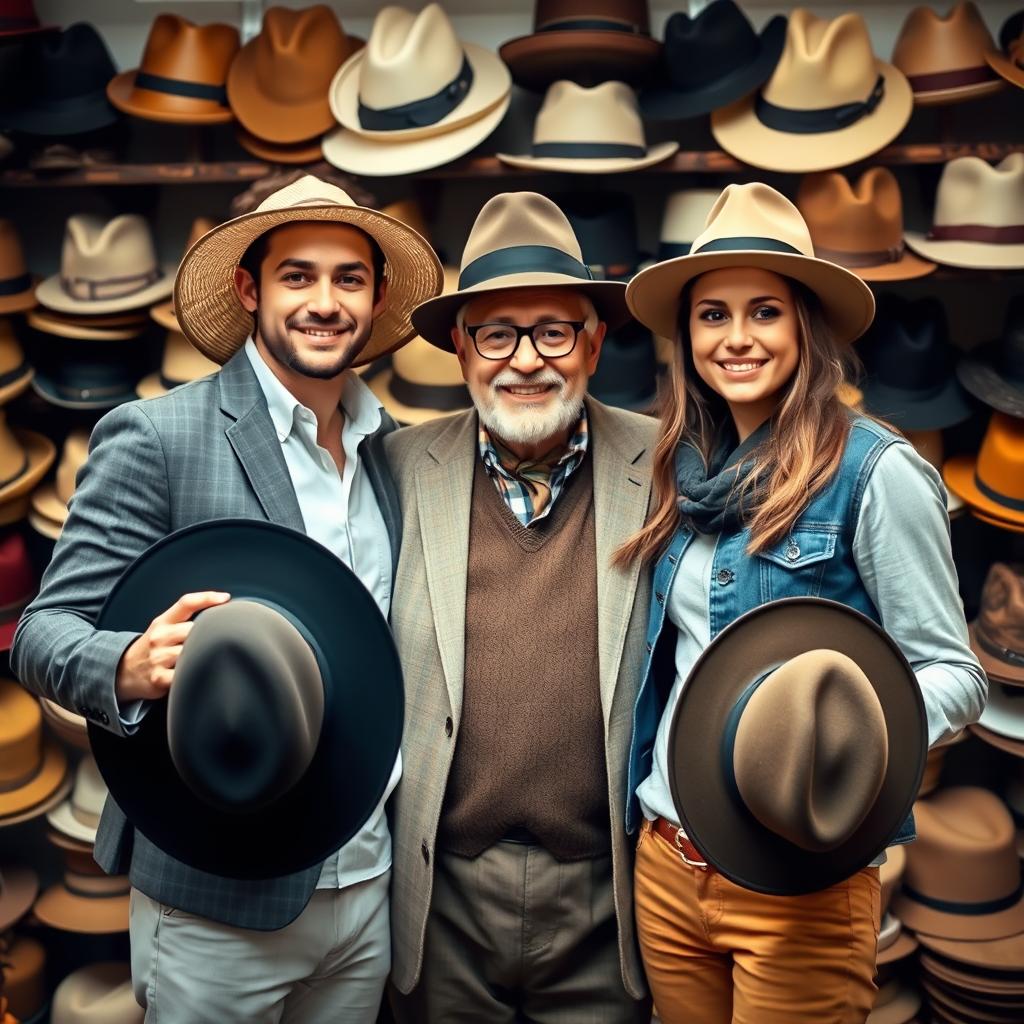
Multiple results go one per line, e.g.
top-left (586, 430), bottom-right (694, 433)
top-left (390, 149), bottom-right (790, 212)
top-left (383, 397), bottom-right (657, 999)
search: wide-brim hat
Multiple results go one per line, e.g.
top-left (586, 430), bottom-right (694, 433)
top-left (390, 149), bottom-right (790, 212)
top-left (978, 681), bottom-right (1024, 740)
top-left (31, 359), bottom-right (140, 411)
top-left (668, 597), bottom-right (926, 895)
top-left (34, 876), bottom-right (130, 934)
top-left (26, 309), bottom-right (147, 342)
top-left (174, 174), bottom-right (443, 368)
top-left (866, 979), bottom-right (921, 1024)
top-left (876, 914), bottom-right (919, 966)
top-left (862, 377), bottom-right (973, 431)
top-left (39, 698), bottom-right (90, 753)
top-left (958, 346), bottom-right (1024, 418)
top-left (0, 339), bottom-right (32, 408)
top-left (921, 949), bottom-right (1024, 994)
top-left (921, 931), bottom-right (1024, 974)
top-left (235, 128), bottom-right (323, 166)
top-left (0, 427), bottom-right (56, 512)
top-left (88, 518), bottom-right (404, 880)
top-left (51, 963), bottom-right (142, 1024)
top-left (920, 977), bottom-right (1024, 1023)
top-left (0, 748), bottom-right (69, 829)
top-left (943, 412), bottom-right (1024, 527)
top-left (0, 865), bottom-right (38, 930)
top-left (0, 219), bottom-right (39, 314)
top-left (627, 182), bottom-right (876, 346)
top-left (988, 35), bottom-right (1024, 91)
top-left (411, 190), bottom-right (630, 352)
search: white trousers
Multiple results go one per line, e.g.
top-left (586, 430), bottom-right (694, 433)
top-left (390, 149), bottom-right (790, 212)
top-left (129, 871), bottom-right (390, 1024)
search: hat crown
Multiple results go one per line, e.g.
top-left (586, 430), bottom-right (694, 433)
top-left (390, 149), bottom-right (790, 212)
top-left (863, 297), bottom-right (950, 390)
top-left (0, 410), bottom-right (27, 486)
top-left (933, 153), bottom-right (1024, 230)
top-left (0, 317), bottom-right (25, 375)
top-left (68, 755), bottom-right (106, 824)
top-left (977, 411), bottom-right (1024, 504)
top-left (51, 963), bottom-right (140, 1024)
top-left (660, 189), bottom-right (721, 247)
top-left (763, 10), bottom-right (880, 111)
top-left (0, 679), bottom-right (42, 790)
top-left (0, 219), bottom-right (29, 279)
top-left (691, 182), bottom-right (815, 259)
top-left (138, 14), bottom-right (239, 85)
top-left (534, 79), bottom-right (645, 148)
top-left (0, 531), bottom-right (34, 608)
top-left (55, 429), bottom-right (89, 507)
top-left (36, 22), bottom-right (116, 99)
top-left (534, 0), bottom-right (650, 33)
top-left (254, 5), bottom-right (350, 101)
top-left (663, 0), bottom-right (760, 86)
top-left (892, 2), bottom-right (997, 77)
top-left (61, 213), bottom-right (160, 287)
top-left (977, 562), bottom-right (1024, 658)
top-left (253, 174), bottom-right (357, 216)
top-left (161, 330), bottom-right (219, 386)
top-left (799, 167), bottom-right (904, 255)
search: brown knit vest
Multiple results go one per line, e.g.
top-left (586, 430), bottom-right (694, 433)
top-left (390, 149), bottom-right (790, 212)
top-left (438, 453), bottom-right (609, 861)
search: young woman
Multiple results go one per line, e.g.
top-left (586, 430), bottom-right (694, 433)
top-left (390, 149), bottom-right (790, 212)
top-left (618, 183), bottom-right (986, 1024)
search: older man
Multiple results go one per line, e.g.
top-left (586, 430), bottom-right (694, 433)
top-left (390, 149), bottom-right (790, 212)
top-left (384, 192), bottom-right (655, 1023)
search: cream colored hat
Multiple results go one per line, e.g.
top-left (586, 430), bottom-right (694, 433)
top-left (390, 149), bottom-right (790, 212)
top-left (866, 979), bottom-right (921, 1024)
top-left (51, 962), bottom-right (142, 1024)
top-left (35, 214), bottom-right (174, 315)
top-left (47, 755), bottom-right (107, 845)
top-left (150, 216), bottom-right (218, 332)
top-left (627, 182), bottom-right (876, 346)
top-left (905, 154), bottom-right (1024, 270)
top-left (498, 80), bottom-right (677, 174)
top-left (136, 330), bottom-right (220, 400)
top-left (0, 317), bottom-right (32, 406)
top-left (411, 191), bottom-right (630, 351)
top-left (711, 10), bottom-right (913, 173)
top-left (658, 189), bottom-right (721, 261)
top-left (323, 4), bottom-right (511, 177)
top-left (40, 697), bottom-right (90, 753)
top-left (174, 174), bottom-right (443, 366)
top-left (29, 428), bottom-right (90, 540)
top-left (0, 409), bottom-right (56, 527)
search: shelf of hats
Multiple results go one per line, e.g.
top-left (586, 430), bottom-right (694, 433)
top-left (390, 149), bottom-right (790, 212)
top-left (0, 0), bottom-right (1023, 1021)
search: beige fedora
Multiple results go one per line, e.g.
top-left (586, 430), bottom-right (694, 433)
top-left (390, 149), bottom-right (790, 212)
top-left (498, 80), bottom-right (676, 173)
top-left (34, 837), bottom-right (130, 933)
top-left (40, 697), bottom-right (90, 753)
top-left (29, 428), bottom-right (89, 540)
top-left (411, 190), bottom-right (629, 351)
top-left (174, 174), bottom-right (443, 367)
top-left (905, 154), bottom-right (1024, 270)
top-left (866, 979), bottom-right (921, 1024)
top-left (892, 3), bottom-right (1004, 106)
top-left (136, 330), bottom-right (220, 400)
top-left (0, 410), bottom-right (56, 527)
top-left (35, 213), bottom-right (174, 315)
top-left (27, 309), bottom-right (147, 343)
top-left (51, 962), bottom-right (142, 1024)
top-left (657, 189), bottom-right (721, 262)
top-left (0, 318), bottom-right (32, 406)
top-left (711, 10), bottom-right (912, 174)
top-left (323, 4), bottom-right (511, 177)
top-left (627, 182), bottom-right (876, 346)
top-left (151, 217), bottom-right (218, 332)
top-left (988, 18), bottom-right (1024, 90)
top-left (47, 755), bottom-right (106, 845)
top-left (0, 219), bottom-right (36, 314)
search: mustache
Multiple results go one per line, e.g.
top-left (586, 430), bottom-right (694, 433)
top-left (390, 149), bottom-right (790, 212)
top-left (490, 369), bottom-right (565, 390)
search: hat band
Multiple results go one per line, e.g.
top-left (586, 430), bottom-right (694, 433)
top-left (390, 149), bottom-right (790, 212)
top-left (531, 141), bottom-right (647, 159)
top-left (389, 374), bottom-right (468, 412)
top-left (64, 871), bottom-right (131, 899)
top-left (903, 878), bottom-right (1024, 917)
top-left (0, 759), bottom-right (40, 793)
top-left (927, 224), bottom-right (1024, 245)
top-left (975, 626), bottom-right (1024, 669)
top-left (975, 470), bottom-right (1024, 512)
top-left (134, 71), bottom-right (228, 107)
top-left (755, 75), bottom-right (885, 134)
top-left (693, 236), bottom-right (803, 257)
top-left (720, 671), bottom-right (771, 812)
top-left (659, 242), bottom-right (694, 260)
top-left (0, 451), bottom-right (28, 489)
top-left (47, 379), bottom-right (133, 403)
top-left (538, 18), bottom-right (644, 35)
top-left (458, 245), bottom-right (594, 289)
top-left (0, 358), bottom-right (29, 389)
top-left (814, 241), bottom-right (905, 268)
top-left (61, 267), bottom-right (162, 303)
top-left (358, 54), bottom-right (473, 132)
top-left (0, 272), bottom-right (31, 296)
top-left (907, 65), bottom-right (996, 93)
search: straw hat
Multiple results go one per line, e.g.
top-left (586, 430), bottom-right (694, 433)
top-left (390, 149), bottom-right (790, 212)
top-left (51, 963), bottom-right (142, 1024)
top-left (0, 864), bottom-right (38, 931)
top-left (47, 755), bottom-right (106, 845)
top-left (106, 14), bottom-right (239, 125)
top-left (0, 219), bottom-right (36, 314)
top-left (150, 217), bottom-right (218, 333)
top-left (35, 213), bottom-right (174, 315)
top-left (988, 15), bottom-right (1024, 90)
top-left (969, 563), bottom-right (1024, 686)
top-left (0, 935), bottom-right (46, 1024)
top-left (892, 3), bottom-right (1004, 106)
top-left (497, 80), bottom-right (676, 173)
top-left (0, 678), bottom-right (69, 827)
top-left (866, 979), bottom-right (921, 1024)
top-left (905, 154), bottom-right (1024, 270)
top-left (958, 296), bottom-right (1024, 418)
top-left (797, 168), bottom-right (935, 281)
top-left (28, 428), bottom-right (89, 540)
top-left (34, 837), bottom-right (130, 933)
top-left (235, 128), bottom-right (322, 166)
top-left (39, 698), bottom-right (90, 753)
top-left (411, 190), bottom-right (629, 352)
top-left (711, 10), bottom-right (912, 174)
top-left (0, 410), bottom-right (56, 527)
top-left (228, 5), bottom-right (362, 145)
top-left (323, 4), bottom-right (510, 177)
top-left (174, 174), bottom-right (443, 367)
top-left (0, 318), bottom-right (32, 406)
top-left (627, 182), bottom-right (876, 346)
top-left (27, 309), bottom-right (147, 343)
top-left (0, 530), bottom-right (36, 651)
top-left (943, 412), bottom-right (1024, 527)
top-left (136, 331), bottom-right (220, 400)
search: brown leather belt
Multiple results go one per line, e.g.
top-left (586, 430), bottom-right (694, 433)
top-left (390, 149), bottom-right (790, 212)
top-left (652, 817), bottom-right (710, 871)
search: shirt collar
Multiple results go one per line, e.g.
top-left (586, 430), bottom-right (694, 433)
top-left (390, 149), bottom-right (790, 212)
top-left (478, 409), bottom-right (589, 478)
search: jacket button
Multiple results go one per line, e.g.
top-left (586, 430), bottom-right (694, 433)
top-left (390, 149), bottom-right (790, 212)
top-left (716, 568), bottom-right (735, 586)
top-left (786, 544), bottom-right (800, 562)
top-left (444, 716), bottom-right (453, 738)
top-left (421, 841), bottom-right (430, 865)
top-left (100, 711), bottom-right (109, 725)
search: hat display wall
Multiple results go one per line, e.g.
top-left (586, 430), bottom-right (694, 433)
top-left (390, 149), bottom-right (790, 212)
top-left (0, 410), bottom-right (56, 527)
top-left (989, 11), bottom-right (1024, 89)
top-left (106, 14), bottom-right (239, 124)
top-left (943, 412), bottom-right (1024, 529)
top-left (34, 832), bottom-right (129, 933)
top-left (0, 319), bottom-right (32, 406)
top-left (31, 338), bottom-right (146, 411)
top-left (958, 296), bottom-right (1024, 418)
top-left (797, 168), bottom-right (935, 281)
top-left (667, 598), bottom-right (926, 895)
top-left (711, 10), bottom-right (913, 174)
top-left (324, 4), bottom-right (510, 177)
top-left (499, 0), bottom-right (660, 91)
top-left (51, 963), bottom-right (142, 1024)
top-left (559, 192), bottom-right (641, 281)
top-left (151, 216), bottom-right (217, 333)
top-left (905, 154), bottom-right (1024, 271)
top-left (969, 563), bottom-right (1024, 686)
top-left (0, 935), bottom-right (46, 1024)
top-left (627, 182), bottom-right (876, 347)
top-left (0, 0), bottom-right (51, 37)
top-left (0, 530), bottom-right (36, 650)
top-left (136, 331), bottom-right (219, 400)
top-left (892, 3), bottom-right (1004, 106)
top-left (641, 1), bottom-right (786, 121)
top-left (28, 428), bottom-right (89, 540)
top-left (412, 190), bottom-right (629, 352)
top-left (0, 865), bottom-right (38, 931)
top-left (47, 755), bottom-right (106, 846)
top-left (0, 220), bottom-right (36, 315)
top-left (903, 429), bottom-right (967, 518)
top-left (498, 80), bottom-right (676, 174)
top-left (228, 5), bottom-right (362, 145)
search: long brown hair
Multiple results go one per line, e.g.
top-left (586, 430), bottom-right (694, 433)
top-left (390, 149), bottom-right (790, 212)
top-left (615, 274), bottom-right (863, 567)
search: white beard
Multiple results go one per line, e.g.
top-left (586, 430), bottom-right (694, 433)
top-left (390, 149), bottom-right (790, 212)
top-left (470, 368), bottom-right (585, 446)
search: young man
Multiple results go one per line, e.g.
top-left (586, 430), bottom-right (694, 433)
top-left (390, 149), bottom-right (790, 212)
top-left (12, 176), bottom-right (442, 1023)
top-left (385, 192), bottom-right (655, 1023)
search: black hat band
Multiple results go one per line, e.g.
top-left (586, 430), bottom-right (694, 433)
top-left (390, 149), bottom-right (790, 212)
top-left (358, 55), bottom-right (473, 132)
top-left (659, 242), bottom-right (694, 260)
top-left (0, 272), bottom-right (31, 297)
top-left (975, 627), bottom-right (1024, 668)
top-left (756, 74), bottom-right (884, 134)
top-left (458, 244), bottom-right (594, 289)
top-left (903, 878), bottom-right (1024, 916)
top-left (693, 236), bottom-right (802, 257)
top-left (388, 374), bottom-right (468, 412)
top-left (60, 267), bottom-right (161, 303)
top-left (539, 19), bottom-right (644, 35)
top-left (531, 141), bottom-right (647, 159)
top-left (975, 471), bottom-right (1024, 512)
top-left (134, 71), bottom-right (228, 106)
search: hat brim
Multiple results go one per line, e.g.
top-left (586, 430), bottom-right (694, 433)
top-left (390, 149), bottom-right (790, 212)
top-left (46, 799), bottom-right (97, 845)
top-left (497, 139), bottom-right (677, 174)
top-left (88, 519), bottom-right (404, 880)
top-left (412, 277), bottom-right (630, 352)
top-left (33, 882), bottom-right (129, 934)
top-left (957, 351), bottom-right (1024, 417)
top-left (668, 597), bottom-right (926, 896)
top-left (4, 92), bottom-right (119, 136)
top-left (35, 268), bottom-right (173, 316)
top-left (0, 277), bottom-right (39, 315)
top-left (987, 52), bottom-right (1024, 90)
top-left (970, 506), bottom-right (1024, 534)
top-left (861, 376), bottom-right (974, 430)
top-left (323, 91), bottom-right (510, 177)
top-left (39, 698), bottom-right (90, 752)
top-left (896, 876), bottom-right (1024, 943)
top-left (235, 128), bottom-right (323, 165)
top-left (920, 932), bottom-right (1024, 973)
top-left (27, 309), bottom-right (148, 341)
top-left (920, 977), bottom-right (1023, 1023)
top-left (174, 202), bottom-right (443, 367)
top-left (29, 481), bottom-right (66, 531)
top-left (0, 363), bottom-right (33, 406)
top-left (911, 75), bottom-right (1005, 106)
top-left (330, 41), bottom-right (511, 142)
top-left (877, 928), bottom-right (919, 967)
top-left (0, 428), bottom-right (56, 507)
top-left (106, 70), bottom-right (234, 125)
top-left (943, 454), bottom-right (1024, 526)
top-left (640, 16), bottom-right (787, 121)
top-left (922, 949), bottom-right (1024, 994)
top-left (710, 61), bottom-right (913, 173)
top-left (968, 623), bottom-right (1024, 686)
top-left (853, 248), bottom-right (937, 282)
top-left (150, 300), bottom-right (178, 332)
top-left (626, 247), bottom-right (876, 345)
top-left (904, 231), bottom-right (1024, 270)
top-left (499, 30), bottom-right (661, 91)
top-left (978, 681), bottom-right (1024, 739)
top-left (0, 741), bottom-right (69, 826)
top-left (0, 865), bottom-right (38, 931)
top-left (866, 985), bottom-right (921, 1024)
top-left (31, 374), bottom-right (138, 411)
top-left (368, 368), bottom-right (470, 425)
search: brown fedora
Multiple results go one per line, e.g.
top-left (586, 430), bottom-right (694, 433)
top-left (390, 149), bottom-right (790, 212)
top-left (228, 5), bottom-right (362, 144)
top-left (33, 835), bottom-right (129, 933)
top-left (797, 168), bottom-right (936, 281)
top-left (920, 950), bottom-right (1024, 994)
top-left (136, 330), bottom-right (220, 400)
top-left (0, 934), bottom-right (46, 1024)
top-left (668, 598), bottom-right (926, 896)
top-left (0, 318), bottom-right (32, 406)
top-left (235, 128), bottom-right (323, 166)
top-left (106, 14), bottom-right (239, 125)
top-left (943, 412), bottom-right (1024, 528)
top-left (969, 564), bottom-right (1024, 686)
top-left (0, 865), bottom-right (37, 931)
top-left (150, 217), bottom-right (218, 333)
top-left (29, 427), bottom-right (90, 540)
top-left (892, 3), bottom-right (1004, 106)
top-left (0, 220), bottom-right (36, 314)
top-left (894, 787), bottom-right (1024, 941)
top-left (988, 17), bottom-right (1024, 90)
top-left (0, 410), bottom-right (56, 527)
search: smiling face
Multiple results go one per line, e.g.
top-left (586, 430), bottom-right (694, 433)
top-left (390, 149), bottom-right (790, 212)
top-left (234, 222), bottom-right (387, 380)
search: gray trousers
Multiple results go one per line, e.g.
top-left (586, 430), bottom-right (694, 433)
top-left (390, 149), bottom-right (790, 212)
top-left (389, 841), bottom-right (649, 1024)
top-left (130, 871), bottom-right (390, 1023)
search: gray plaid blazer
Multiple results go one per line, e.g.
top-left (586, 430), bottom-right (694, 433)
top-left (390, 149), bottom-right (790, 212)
top-left (11, 350), bottom-right (401, 931)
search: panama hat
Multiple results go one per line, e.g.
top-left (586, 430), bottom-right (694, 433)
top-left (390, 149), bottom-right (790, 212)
top-left (0, 410), bottom-right (56, 526)
top-left (497, 80), bottom-right (676, 173)
top-left (0, 865), bottom-right (37, 931)
top-left (235, 128), bottom-right (322, 166)
top-left (905, 154), bottom-right (1024, 270)
top-left (0, 219), bottom-right (36, 314)
top-left (943, 412), bottom-right (1024, 527)
top-left (88, 519), bottom-right (404, 879)
top-left (668, 597), bottom-right (926, 896)
top-left (46, 755), bottom-right (106, 845)
top-left (627, 182), bottom-right (876, 346)
top-left (34, 833), bottom-right (129, 933)
top-left (150, 217), bottom-right (218, 333)
top-left (797, 168), bottom-right (935, 281)
top-left (0, 318), bottom-right (32, 406)
top-left (969, 563), bottom-right (1024, 686)
top-left (412, 190), bottom-right (630, 352)
top-left (29, 428), bottom-right (89, 540)
top-left (892, 3), bottom-right (1004, 106)
top-left (0, 530), bottom-right (36, 650)
top-left (958, 296), bottom-right (1024, 418)
top-left (51, 963), bottom-right (142, 1024)
top-left (174, 174), bottom-right (442, 368)
top-left (711, 10), bottom-right (912, 174)
top-left (136, 331), bottom-right (219, 400)
top-left (989, 13), bottom-right (1024, 90)
top-left (228, 5), bottom-right (362, 145)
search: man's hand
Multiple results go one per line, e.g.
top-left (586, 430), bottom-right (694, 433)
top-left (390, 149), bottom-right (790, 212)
top-left (115, 592), bottom-right (231, 703)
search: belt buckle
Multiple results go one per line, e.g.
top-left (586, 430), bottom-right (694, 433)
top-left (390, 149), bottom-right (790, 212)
top-left (673, 828), bottom-right (708, 871)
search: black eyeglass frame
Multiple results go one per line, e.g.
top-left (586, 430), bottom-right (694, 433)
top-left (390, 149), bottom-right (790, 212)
top-left (463, 320), bottom-right (586, 361)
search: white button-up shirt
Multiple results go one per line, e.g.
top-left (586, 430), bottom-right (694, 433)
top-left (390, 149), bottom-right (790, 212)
top-left (245, 339), bottom-right (401, 890)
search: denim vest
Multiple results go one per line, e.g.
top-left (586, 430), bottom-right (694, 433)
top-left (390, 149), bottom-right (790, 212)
top-left (625, 416), bottom-right (917, 850)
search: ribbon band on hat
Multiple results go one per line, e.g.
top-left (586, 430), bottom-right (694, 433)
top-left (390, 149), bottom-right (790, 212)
top-left (928, 224), bottom-right (1024, 245)
top-left (538, 19), bottom-right (644, 35)
top-left (975, 471), bottom-right (1024, 511)
top-left (719, 672), bottom-right (771, 813)
top-left (694, 236), bottom-right (803, 256)
top-left (60, 268), bottom-right (163, 303)
top-left (0, 453), bottom-right (28, 490)
top-left (974, 629), bottom-right (1024, 669)
top-left (531, 141), bottom-right (647, 158)
top-left (0, 273), bottom-right (32, 297)
top-left (134, 71), bottom-right (229, 106)
top-left (659, 242), bottom-right (695, 260)
top-left (814, 242), bottom-right (906, 269)
top-left (458, 244), bottom-right (594, 289)
top-left (906, 65), bottom-right (996, 93)
top-left (0, 761), bottom-right (40, 794)
top-left (388, 375), bottom-right (469, 412)
top-left (64, 872), bottom-right (131, 899)
top-left (358, 54), bottom-right (474, 131)
top-left (755, 74), bottom-right (885, 134)
top-left (0, 359), bottom-right (29, 391)
top-left (902, 878), bottom-right (1024, 916)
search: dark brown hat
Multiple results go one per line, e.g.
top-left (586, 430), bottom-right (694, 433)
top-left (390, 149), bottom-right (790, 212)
top-left (969, 563), bottom-right (1024, 685)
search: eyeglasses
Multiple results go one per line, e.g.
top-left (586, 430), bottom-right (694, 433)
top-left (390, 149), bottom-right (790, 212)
top-left (464, 321), bottom-right (585, 361)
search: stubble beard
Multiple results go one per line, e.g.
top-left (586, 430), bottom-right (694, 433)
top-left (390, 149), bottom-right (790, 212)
top-left (257, 310), bottom-right (373, 381)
